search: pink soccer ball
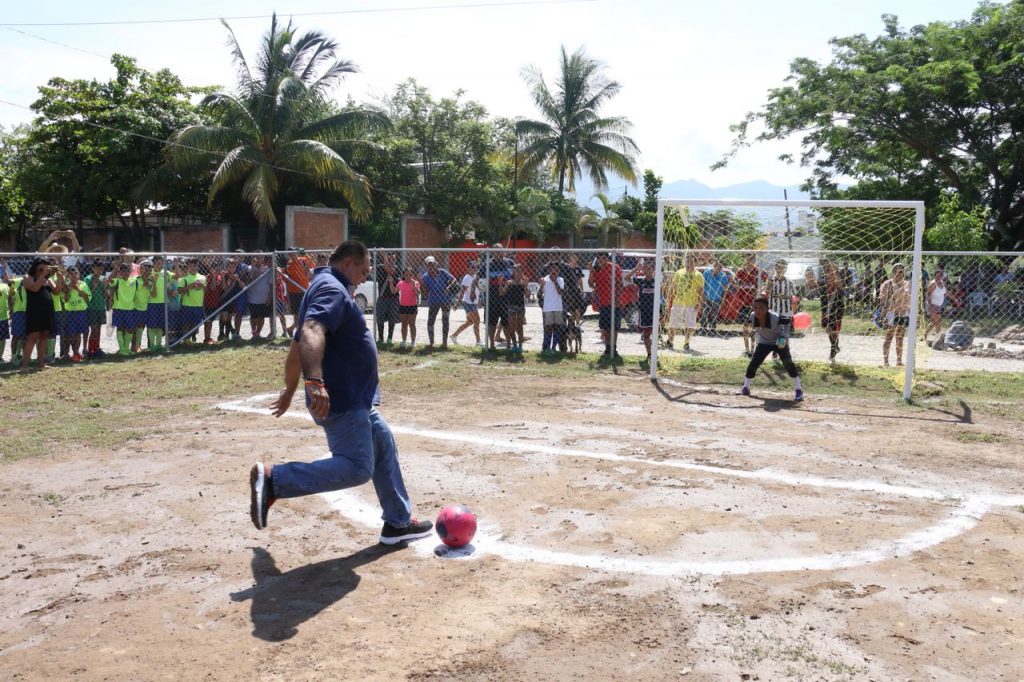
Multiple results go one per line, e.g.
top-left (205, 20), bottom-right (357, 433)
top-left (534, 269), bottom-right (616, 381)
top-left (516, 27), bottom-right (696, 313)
top-left (436, 504), bottom-right (478, 548)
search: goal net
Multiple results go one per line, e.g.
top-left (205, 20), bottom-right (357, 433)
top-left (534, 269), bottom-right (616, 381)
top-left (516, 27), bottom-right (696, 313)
top-left (650, 199), bottom-right (926, 399)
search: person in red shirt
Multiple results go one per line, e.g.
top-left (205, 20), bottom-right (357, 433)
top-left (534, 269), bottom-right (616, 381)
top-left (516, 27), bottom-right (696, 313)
top-left (588, 252), bottom-right (624, 359)
top-left (734, 253), bottom-right (767, 357)
top-left (202, 261), bottom-right (225, 344)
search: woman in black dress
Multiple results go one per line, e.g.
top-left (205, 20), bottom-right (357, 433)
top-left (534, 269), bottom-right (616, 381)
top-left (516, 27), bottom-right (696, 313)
top-left (21, 258), bottom-right (57, 372)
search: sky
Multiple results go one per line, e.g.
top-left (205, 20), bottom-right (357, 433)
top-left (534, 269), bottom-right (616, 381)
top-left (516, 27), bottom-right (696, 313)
top-left (0, 0), bottom-right (984, 192)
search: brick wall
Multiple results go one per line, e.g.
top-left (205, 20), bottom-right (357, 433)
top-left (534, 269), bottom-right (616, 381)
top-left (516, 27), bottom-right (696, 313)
top-left (285, 206), bottom-right (348, 249)
top-left (401, 214), bottom-right (446, 248)
top-left (621, 231), bottom-right (657, 250)
top-left (161, 225), bottom-right (228, 252)
top-left (544, 233), bottom-right (573, 249)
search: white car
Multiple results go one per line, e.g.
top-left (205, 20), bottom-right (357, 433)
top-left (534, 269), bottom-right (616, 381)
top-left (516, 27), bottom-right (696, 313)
top-left (352, 278), bottom-right (376, 312)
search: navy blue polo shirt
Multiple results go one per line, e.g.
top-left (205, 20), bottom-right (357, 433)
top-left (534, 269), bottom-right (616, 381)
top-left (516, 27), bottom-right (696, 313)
top-left (294, 266), bottom-right (379, 413)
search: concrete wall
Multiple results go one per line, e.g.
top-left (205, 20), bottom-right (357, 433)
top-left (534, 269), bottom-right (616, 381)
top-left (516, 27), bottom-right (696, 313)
top-left (285, 206), bottom-right (348, 250)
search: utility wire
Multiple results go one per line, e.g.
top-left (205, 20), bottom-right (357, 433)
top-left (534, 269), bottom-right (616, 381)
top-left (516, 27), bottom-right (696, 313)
top-left (0, 0), bottom-right (596, 27)
top-left (0, 97), bottom-right (423, 203)
top-left (4, 27), bottom-right (109, 58)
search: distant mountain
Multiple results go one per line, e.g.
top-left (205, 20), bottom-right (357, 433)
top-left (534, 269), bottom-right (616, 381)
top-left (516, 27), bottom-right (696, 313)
top-left (568, 177), bottom-right (810, 207)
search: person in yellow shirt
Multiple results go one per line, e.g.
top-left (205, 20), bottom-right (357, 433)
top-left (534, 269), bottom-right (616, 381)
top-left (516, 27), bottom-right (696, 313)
top-left (110, 262), bottom-right (139, 356)
top-left (665, 254), bottom-right (704, 352)
top-left (177, 258), bottom-right (206, 343)
top-left (59, 265), bottom-right (91, 362)
top-left (133, 259), bottom-right (156, 352)
top-left (146, 255), bottom-right (167, 351)
top-left (9, 274), bottom-right (27, 365)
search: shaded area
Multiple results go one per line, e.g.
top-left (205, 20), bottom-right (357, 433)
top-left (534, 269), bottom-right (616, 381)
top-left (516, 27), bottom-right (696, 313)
top-left (230, 544), bottom-right (405, 641)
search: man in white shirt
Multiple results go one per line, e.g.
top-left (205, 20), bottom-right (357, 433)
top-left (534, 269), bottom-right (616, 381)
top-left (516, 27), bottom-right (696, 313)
top-left (538, 261), bottom-right (565, 355)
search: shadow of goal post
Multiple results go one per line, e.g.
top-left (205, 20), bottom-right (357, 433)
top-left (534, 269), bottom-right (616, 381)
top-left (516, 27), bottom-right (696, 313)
top-left (650, 199), bottom-right (926, 401)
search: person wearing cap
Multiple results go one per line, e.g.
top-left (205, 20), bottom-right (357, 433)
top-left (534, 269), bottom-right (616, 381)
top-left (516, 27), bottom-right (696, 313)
top-left (879, 263), bottom-right (911, 367)
top-left (738, 296), bottom-right (803, 401)
top-left (83, 259), bottom-right (109, 359)
top-left (420, 255), bottom-right (456, 349)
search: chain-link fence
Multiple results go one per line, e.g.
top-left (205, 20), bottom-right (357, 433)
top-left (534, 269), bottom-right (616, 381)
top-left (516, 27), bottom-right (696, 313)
top-left (2, 246), bottom-right (1021, 378)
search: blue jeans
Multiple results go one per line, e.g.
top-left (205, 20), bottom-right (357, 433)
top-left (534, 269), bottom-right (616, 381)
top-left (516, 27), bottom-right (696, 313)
top-left (271, 408), bottom-right (413, 527)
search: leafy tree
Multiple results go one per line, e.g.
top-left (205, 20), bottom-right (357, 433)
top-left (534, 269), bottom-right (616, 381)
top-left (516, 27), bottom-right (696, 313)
top-left (926, 190), bottom-right (989, 251)
top-left (17, 55), bottom-right (205, 248)
top-left (165, 14), bottom-right (386, 247)
top-left (577, 192), bottom-right (632, 248)
top-left (517, 46), bottom-right (640, 196)
top-left (719, 2), bottom-right (1024, 250)
top-left (383, 80), bottom-right (511, 243)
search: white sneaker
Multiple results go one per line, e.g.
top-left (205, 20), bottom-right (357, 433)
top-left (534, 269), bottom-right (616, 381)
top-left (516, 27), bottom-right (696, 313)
top-left (450, 335), bottom-right (459, 345)
top-left (399, 341), bottom-right (406, 349)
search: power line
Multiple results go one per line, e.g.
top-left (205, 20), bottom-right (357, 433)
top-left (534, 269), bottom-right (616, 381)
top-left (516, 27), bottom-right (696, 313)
top-left (0, 97), bottom-right (422, 203)
top-left (0, 0), bottom-right (597, 27)
top-left (4, 27), bottom-right (109, 58)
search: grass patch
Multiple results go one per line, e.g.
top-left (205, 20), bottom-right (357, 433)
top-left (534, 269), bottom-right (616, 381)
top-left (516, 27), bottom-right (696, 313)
top-left (2, 340), bottom-right (1021, 464)
top-left (953, 431), bottom-right (1008, 444)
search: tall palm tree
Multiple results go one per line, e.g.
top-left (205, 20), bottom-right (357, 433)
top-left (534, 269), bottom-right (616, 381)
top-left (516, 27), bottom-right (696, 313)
top-left (517, 46), bottom-right (640, 197)
top-left (165, 14), bottom-right (387, 246)
top-left (577, 192), bottom-right (632, 248)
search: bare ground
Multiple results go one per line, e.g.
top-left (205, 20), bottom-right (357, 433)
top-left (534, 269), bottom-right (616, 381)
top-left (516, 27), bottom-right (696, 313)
top-left (1, 370), bottom-right (1023, 681)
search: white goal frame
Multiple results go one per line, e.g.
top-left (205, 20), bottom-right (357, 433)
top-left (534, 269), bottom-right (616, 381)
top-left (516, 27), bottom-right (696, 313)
top-left (650, 199), bottom-right (927, 401)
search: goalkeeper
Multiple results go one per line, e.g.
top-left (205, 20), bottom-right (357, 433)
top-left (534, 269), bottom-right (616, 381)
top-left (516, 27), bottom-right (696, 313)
top-left (738, 296), bottom-right (803, 401)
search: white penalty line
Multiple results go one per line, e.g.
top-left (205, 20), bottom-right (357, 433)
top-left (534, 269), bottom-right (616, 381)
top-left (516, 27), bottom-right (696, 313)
top-left (216, 395), bottom-right (1024, 576)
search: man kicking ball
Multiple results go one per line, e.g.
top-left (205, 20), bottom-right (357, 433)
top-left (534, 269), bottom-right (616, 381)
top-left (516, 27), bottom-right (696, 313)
top-left (738, 296), bottom-right (804, 401)
top-left (251, 240), bottom-right (433, 545)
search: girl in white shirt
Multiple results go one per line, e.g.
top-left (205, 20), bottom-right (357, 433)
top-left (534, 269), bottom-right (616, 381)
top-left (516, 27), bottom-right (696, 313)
top-left (924, 268), bottom-right (947, 343)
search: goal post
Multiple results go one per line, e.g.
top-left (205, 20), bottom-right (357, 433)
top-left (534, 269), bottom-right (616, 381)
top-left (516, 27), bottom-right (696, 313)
top-left (649, 198), bottom-right (927, 401)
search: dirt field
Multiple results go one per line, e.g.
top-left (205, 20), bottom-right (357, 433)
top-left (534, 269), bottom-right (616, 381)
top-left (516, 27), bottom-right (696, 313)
top-left (2, 357), bottom-right (1023, 681)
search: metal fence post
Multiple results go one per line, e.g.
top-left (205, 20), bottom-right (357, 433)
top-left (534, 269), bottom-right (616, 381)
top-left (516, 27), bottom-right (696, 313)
top-left (484, 249), bottom-right (491, 355)
top-left (610, 250), bottom-right (617, 358)
top-left (371, 248), bottom-right (378, 343)
top-left (162, 251), bottom-right (170, 353)
top-left (270, 251), bottom-right (278, 340)
top-left (904, 203), bottom-right (926, 402)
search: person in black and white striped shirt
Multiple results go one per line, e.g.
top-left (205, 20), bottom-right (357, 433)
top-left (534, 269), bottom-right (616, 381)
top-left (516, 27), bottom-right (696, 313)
top-left (768, 259), bottom-right (795, 317)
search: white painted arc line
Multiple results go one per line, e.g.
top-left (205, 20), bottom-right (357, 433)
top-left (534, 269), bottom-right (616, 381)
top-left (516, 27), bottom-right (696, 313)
top-left (216, 396), bottom-right (1024, 505)
top-left (216, 395), bottom-right (1021, 576)
top-left (318, 489), bottom-right (987, 577)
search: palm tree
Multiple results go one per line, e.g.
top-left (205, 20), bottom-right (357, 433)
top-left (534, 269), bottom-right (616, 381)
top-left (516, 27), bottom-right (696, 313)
top-left (165, 14), bottom-right (387, 247)
top-left (516, 46), bottom-right (640, 197)
top-left (576, 192), bottom-right (632, 248)
top-left (507, 187), bottom-right (555, 245)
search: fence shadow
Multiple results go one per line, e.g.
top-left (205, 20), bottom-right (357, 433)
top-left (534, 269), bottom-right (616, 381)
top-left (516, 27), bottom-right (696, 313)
top-left (230, 544), bottom-right (406, 642)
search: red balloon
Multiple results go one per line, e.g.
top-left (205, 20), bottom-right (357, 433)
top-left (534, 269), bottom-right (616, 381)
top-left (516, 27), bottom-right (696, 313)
top-left (793, 312), bottom-right (813, 330)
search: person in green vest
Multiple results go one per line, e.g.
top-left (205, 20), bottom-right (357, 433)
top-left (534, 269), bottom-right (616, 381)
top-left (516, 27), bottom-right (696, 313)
top-left (109, 261), bottom-right (138, 356)
top-left (59, 265), bottom-right (91, 362)
top-left (177, 258), bottom-right (207, 343)
top-left (146, 255), bottom-right (167, 351)
top-left (133, 260), bottom-right (155, 352)
top-left (9, 274), bottom-right (27, 365)
top-left (83, 259), bottom-right (109, 359)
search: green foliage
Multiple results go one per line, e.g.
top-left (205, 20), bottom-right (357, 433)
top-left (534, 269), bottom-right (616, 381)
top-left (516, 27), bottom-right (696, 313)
top-left (508, 187), bottom-right (555, 244)
top-left (925, 190), bottom-right (990, 251)
top-left (15, 55), bottom-right (206, 248)
top-left (517, 46), bottom-right (640, 195)
top-left (576, 192), bottom-right (632, 248)
top-left (720, 2), bottom-right (1024, 250)
top-left (383, 80), bottom-right (512, 243)
top-left (164, 14), bottom-right (385, 247)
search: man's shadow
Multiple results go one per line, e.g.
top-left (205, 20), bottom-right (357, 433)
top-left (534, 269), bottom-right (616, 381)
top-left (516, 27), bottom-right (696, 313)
top-left (230, 544), bottom-right (405, 641)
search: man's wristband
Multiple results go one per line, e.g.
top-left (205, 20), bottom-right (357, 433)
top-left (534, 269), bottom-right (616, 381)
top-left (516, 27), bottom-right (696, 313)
top-left (304, 377), bottom-right (325, 388)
